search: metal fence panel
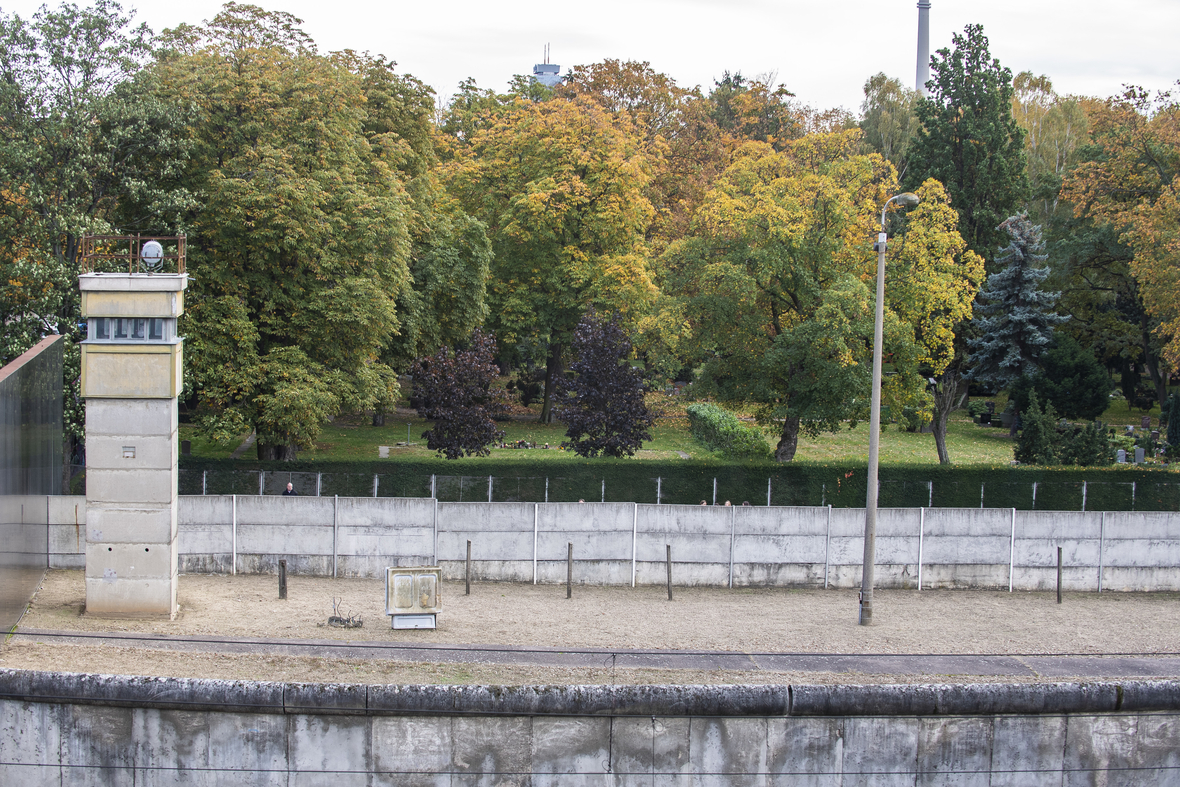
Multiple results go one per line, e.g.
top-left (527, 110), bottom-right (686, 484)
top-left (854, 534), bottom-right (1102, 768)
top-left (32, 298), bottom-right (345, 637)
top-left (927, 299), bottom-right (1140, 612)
top-left (0, 336), bottom-right (62, 630)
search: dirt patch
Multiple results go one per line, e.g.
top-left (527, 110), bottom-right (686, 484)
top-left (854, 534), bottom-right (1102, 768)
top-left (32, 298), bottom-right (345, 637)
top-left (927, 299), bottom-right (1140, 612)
top-left (7, 570), bottom-right (1180, 684)
top-left (0, 641), bottom-right (1098, 688)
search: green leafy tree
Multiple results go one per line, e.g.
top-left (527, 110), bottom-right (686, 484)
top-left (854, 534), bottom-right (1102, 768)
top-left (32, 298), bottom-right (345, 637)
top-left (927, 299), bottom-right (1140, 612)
top-left (904, 24), bottom-right (1028, 263)
top-left (860, 73), bottom-right (920, 182)
top-left (0, 0), bottom-right (192, 472)
top-left (708, 71), bottom-right (805, 149)
top-left (1010, 72), bottom-right (1090, 225)
top-left (155, 5), bottom-right (412, 459)
top-left (355, 55), bottom-right (492, 424)
top-left (1044, 210), bottom-right (1168, 403)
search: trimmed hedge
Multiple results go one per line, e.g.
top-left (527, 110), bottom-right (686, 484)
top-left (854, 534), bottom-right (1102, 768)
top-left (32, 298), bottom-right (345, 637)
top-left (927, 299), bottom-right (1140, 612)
top-left (685, 403), bottom-right (771, 459)
top-left (177, 456), bottom-right (1180, 511)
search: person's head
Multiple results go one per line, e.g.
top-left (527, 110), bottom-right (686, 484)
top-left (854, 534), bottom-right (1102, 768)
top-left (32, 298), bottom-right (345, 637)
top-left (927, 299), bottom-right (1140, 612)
top-left (578, 498), bottom-right (585, 503)
top-left (286, 482), bottom-right (293, 492)
top-left (724, 500), bottom-right (731, 506)
top-left (700, 500), bottom-right (707, 505)
top-left (742, 501), bottom-right (751, 506)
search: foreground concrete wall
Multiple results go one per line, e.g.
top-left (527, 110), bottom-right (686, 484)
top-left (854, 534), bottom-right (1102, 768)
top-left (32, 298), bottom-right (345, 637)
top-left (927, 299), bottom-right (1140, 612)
top-left (1, 671), bottom-right (1179, 785)
top-left (44, 496), bottom-right (1180, 591)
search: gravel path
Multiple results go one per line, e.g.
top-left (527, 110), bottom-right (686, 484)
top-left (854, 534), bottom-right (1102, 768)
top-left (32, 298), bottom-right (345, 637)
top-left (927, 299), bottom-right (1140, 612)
top-left (4, 570), bottom-right (1178, 685)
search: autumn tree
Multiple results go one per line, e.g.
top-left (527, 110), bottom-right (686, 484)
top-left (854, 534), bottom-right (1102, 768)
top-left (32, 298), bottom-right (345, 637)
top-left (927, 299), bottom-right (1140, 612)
top-left (860, 73), bottom-right (920, 182)
top-left (445, 96), bottom-right (657, 423)
top-left (0, 0), bottom-right (192, 471)
top-left (554, 311), bottom-right (655, 458)
top-left (904, 24), bottom-right (1028, 262)
top-left (558, 59), bottom-right (727, 247)
top-left (708, 71), bottom-right (803, 148)
top-left (666, 132), bottom-right (929, 461)
top-left (1062, 86), bottom-right (1180, 374)
top-left (411, 329), bottom-right (508, 459)
top-left (888, 179), bottom-right (985, 463)
top-left (154, 5), bottom-right (412, 459)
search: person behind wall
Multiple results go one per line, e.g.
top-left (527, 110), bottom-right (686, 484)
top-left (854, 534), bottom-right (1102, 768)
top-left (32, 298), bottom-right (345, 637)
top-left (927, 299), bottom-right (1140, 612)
top-left (283, 482), bottom-right (298, 496)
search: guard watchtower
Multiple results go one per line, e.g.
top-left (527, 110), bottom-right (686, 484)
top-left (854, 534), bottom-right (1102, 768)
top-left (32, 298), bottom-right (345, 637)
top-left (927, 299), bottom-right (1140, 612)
top-left (79, 236), bottom-right (186, 618)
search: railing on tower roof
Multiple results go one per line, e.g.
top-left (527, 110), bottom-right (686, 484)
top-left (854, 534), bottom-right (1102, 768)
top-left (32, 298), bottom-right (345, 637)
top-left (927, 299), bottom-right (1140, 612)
top-left (80, 234), bottom-right (186, 275)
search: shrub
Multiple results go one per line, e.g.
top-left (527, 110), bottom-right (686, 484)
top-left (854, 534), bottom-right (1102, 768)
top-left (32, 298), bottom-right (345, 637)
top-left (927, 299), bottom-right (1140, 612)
top-left (1008, 335), bottom-right (1111, 420)
top-left (686, 403), bottom-right (771, 460)
top-left (966, 400), bottom-right (991, 419)
top-left (1015, 392), bottom-right (1113, 467)
top-left (1015, 392), bottom-right (1060, 465)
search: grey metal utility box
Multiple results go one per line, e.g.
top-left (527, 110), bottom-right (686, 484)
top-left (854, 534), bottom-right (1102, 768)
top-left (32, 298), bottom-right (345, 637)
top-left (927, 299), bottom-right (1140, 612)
top-left (385, 566), bottom-right (442, 629)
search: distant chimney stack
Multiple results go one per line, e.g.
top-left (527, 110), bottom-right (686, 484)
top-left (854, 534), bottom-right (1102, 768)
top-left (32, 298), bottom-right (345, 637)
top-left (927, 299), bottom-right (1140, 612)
top-left (916, 0), bottom-right (931, 95)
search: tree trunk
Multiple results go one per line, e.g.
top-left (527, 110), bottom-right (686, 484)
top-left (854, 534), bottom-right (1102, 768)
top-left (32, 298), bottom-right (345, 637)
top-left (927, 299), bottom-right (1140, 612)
top-left (257, 441), bottom-right (298, 461)
top-left (539, 342), bottom-right (563, 424)
top-left (62, 433), bottom-right (80, 493)
top-left (371, 405), bottom-right (385, 427)
top-left (931, 368), bottom-right (966, 465)
top-left (1140, 313), bottom-right (1168, 406)
top-left (1143, 351), bottom-right (1167, 409)
top-left (774, 416), bottom-right (801, 462)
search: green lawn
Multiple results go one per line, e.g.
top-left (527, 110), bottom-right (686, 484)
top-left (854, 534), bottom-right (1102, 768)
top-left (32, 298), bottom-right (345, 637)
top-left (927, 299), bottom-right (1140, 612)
top-left (181, 402), bottom-right (1019, 467)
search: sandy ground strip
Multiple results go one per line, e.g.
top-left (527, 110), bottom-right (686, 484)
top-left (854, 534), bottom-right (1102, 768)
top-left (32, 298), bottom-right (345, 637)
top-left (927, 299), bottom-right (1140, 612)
top-left (4, 570), bottom-right (1178, 684)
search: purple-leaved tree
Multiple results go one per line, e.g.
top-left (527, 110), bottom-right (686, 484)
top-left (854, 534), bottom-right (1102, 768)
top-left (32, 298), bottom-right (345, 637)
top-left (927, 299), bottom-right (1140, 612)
top-left (411, 329), bottom-right (508, 459)
top-left (555, 312), bottom-right (655, 458)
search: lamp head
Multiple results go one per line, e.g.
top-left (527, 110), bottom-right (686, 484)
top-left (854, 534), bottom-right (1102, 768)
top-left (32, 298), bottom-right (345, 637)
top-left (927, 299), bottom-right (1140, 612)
top-left (896, 192), bottom-right (920, 209)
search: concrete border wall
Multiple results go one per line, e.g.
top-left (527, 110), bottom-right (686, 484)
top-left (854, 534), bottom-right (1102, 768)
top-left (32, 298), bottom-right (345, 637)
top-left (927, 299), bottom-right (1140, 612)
top-left (2, 670), bottom-right (1179, 784)
top-left (43, 496), bottom-right (1180, 591)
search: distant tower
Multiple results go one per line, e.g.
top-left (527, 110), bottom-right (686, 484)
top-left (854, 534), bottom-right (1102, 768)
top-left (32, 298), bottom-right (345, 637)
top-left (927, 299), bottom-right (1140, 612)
top-left (916, 0), bottom-right (931, 95)
top-left (532, 44), bottom-right (561, 87)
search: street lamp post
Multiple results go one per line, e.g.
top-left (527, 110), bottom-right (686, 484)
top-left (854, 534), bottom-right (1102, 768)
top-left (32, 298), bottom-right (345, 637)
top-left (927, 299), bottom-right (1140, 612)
top-left (859, 191), bottom-right (920, 626)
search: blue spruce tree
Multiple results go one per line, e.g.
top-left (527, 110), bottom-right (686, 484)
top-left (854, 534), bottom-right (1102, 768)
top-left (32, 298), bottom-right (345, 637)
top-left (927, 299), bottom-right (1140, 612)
top-left (967, 213), bottom-right (1067, 389)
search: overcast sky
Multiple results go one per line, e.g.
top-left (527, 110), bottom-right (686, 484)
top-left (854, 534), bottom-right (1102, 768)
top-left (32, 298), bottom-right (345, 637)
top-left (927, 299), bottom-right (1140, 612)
top-left (5, 0), bottom-right (1179, 112)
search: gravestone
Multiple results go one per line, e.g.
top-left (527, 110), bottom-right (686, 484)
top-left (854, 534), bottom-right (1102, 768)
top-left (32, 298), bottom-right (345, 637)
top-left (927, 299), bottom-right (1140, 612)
top-left (1135, 447), bottom-right (1146, 464)
top-left (1142, 415), bottom-right (1152, 429)
top-left (1117, 448), bottom-right (1127, 464)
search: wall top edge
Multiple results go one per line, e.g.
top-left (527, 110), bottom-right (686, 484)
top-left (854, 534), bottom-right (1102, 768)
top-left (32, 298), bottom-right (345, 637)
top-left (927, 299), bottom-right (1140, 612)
top-left (0, 670), bottom-right (1176, 718)
top-left (79, 274), bottom-right (188, 293)
top-left (0, 335), bottom-right (61, 385)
